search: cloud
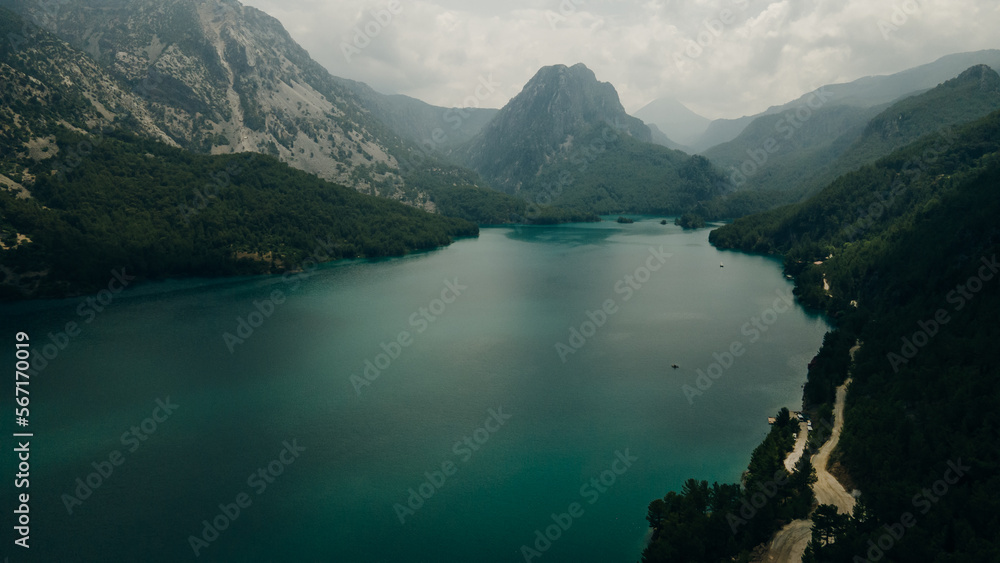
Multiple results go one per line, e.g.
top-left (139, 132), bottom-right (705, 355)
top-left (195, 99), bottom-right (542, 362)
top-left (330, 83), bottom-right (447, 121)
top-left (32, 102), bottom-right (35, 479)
top-left (241, 0), bottom-right (1000, 119)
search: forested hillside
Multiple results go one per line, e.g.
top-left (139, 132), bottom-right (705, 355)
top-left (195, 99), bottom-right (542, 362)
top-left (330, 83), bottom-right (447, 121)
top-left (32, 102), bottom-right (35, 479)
top-left (0, 130), bottom-right (477, 299)
top-left (699, 109), bottom-right (1000, 561)
top-left (699, 64), bottom-right (1000, 219)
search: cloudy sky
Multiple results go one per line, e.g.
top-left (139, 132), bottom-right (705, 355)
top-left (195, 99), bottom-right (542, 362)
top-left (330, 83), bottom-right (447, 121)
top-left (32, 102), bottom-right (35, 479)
top-left (240, 0), bottom-right (1000, 119)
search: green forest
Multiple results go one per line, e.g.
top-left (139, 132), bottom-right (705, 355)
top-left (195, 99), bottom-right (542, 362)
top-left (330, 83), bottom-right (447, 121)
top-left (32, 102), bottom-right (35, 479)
top-left (524, 135), bottom-right (728, 216)
top-left (644, 110), bottom-right (1000, 561)
top-left (0, 130), bottom-right (478, 299)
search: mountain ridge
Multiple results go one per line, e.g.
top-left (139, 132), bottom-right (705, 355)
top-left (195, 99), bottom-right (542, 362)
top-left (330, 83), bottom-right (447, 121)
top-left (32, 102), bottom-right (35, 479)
top-left (700, 64), bottom-right (1000, 202)
top-left (680, 49), bottom-right (1000, 152)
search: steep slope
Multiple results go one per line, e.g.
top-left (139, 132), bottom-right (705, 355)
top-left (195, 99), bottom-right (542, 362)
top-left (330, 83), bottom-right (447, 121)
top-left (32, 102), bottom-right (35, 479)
top-left (825, 64), bottom-right (1000, 185)
top-left (0, 6), bottom-right (175, 172)
top-left (703, 103), bottom-right (882, 194)
top-left (708, 108), bottom-right (1000, 562)
top-left (0, 128), bottom-right (478, 299)
top-left (455, 63), bottom-right (726, 214)
top-left (645, 108), bottom-right (1000, 563)
top-left (0, 0), bottom-right (493, 211)
top-left (1, 0), bottom-right (406, 193)
top-left (0, 0), bottom-right (529, 223)
top-left (458, 63), bottom-right (651, 190)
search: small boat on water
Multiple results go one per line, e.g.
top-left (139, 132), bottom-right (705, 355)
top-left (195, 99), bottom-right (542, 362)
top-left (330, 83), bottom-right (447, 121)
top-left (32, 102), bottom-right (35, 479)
top-left (671, 364), bottom-right (679, 369)
top-left (720, 262), bottom-right (724, 268)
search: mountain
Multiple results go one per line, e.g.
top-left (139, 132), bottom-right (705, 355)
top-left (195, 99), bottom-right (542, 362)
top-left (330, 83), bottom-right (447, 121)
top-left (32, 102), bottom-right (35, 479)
top-left (645, 106), bottom-right (1000, 563)
top-left (633, 96), bottom-right (710, 147)
top-left (0, 0), bottom-right (504, 214)
top-left (646, 122), bottom-right (691, 152)
top-left (780, 49), bottom-right (1000, 110)
top-left (702, 65), bottom-right (1000, 200)
top-left (702, 103), bottom-right (881, 195)
top-left (0, 0), bottom-right (537, 225)
top-left (0, 5), bottom-right (177, 181)
top-left (690, 115), bottom-right (759, 152)
top-left (0, 6), bottom-right (488, 298)
top-left (454, 63), bottom-right (726, 214)
top-left (2, 0), bottom-right (399, 189)
top-left (458, 63), bottom-right (651, 189)
top-left (690, 49), bottom-right (1000, 152)
top-left (825, 64), bottom-right (1000, 183)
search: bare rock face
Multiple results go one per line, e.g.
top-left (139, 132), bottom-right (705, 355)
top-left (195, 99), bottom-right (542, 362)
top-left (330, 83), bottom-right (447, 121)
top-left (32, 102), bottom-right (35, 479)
top-left (2, 0), bottom-right (410, 198)
top-left (457, 63), bottom-right (651, 194)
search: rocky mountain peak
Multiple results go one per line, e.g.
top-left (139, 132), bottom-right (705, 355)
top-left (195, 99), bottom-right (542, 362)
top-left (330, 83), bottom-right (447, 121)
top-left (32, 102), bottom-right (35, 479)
top-left (458, 63), bottom-right (651, 193)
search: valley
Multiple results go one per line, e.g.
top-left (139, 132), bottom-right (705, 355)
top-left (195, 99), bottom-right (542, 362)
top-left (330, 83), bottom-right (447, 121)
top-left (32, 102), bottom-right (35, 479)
top-left (1, 1), bottom-right (999, 561)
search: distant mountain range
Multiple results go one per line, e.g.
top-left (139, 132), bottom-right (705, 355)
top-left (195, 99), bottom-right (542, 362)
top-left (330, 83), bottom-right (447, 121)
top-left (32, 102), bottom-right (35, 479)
top-left (703, 63), bottom-right (1000, 200)
top-left (638, 49), bottom-right (1000, 153)
top-left (633, 96), bottom-right (710, 148)
top-left (333, 75), bottom-right (498, 150)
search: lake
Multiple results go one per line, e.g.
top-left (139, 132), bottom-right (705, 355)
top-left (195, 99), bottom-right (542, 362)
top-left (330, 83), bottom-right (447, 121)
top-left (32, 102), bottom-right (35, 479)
top-left (1, 219), bottom-right (829, 562)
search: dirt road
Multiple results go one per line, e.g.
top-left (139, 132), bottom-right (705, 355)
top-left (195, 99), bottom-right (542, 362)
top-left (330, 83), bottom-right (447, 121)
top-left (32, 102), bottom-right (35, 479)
top-left (762, 519), bottom-right (812, 563)
top-left (812, 378), bottom-right (856, 514)
top-left (760, 376), bottom-right (855, 562)
top-left (784, 424), bottom-right (809, 472)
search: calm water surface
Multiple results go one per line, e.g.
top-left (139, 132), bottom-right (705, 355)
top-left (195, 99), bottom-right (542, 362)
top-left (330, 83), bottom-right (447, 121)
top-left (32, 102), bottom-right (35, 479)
top-left (1, 219), bottom-right (828, 562)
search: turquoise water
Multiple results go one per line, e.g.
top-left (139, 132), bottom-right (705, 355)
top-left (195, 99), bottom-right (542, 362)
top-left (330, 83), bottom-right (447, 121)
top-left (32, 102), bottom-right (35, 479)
top-left (1, 220), bottom-right (828, 562)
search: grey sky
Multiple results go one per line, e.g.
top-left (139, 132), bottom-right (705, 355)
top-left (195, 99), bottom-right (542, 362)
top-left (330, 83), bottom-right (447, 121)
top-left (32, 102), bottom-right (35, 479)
top-left (239, 0), bottom-right (1000, 119)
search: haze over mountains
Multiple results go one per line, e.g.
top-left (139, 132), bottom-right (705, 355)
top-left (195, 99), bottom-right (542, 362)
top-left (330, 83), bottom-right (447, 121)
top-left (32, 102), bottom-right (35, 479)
top-left (3, 0), bottom-right (1000, 282)
top-left (637, 49), bottom-right (1000, 153)
top-left (4, 0), bottom-right (1000, 221)
top-left (634, 96), bottom-right (710, 149)
top-left (4, 0), bottom-right (1000, 561)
